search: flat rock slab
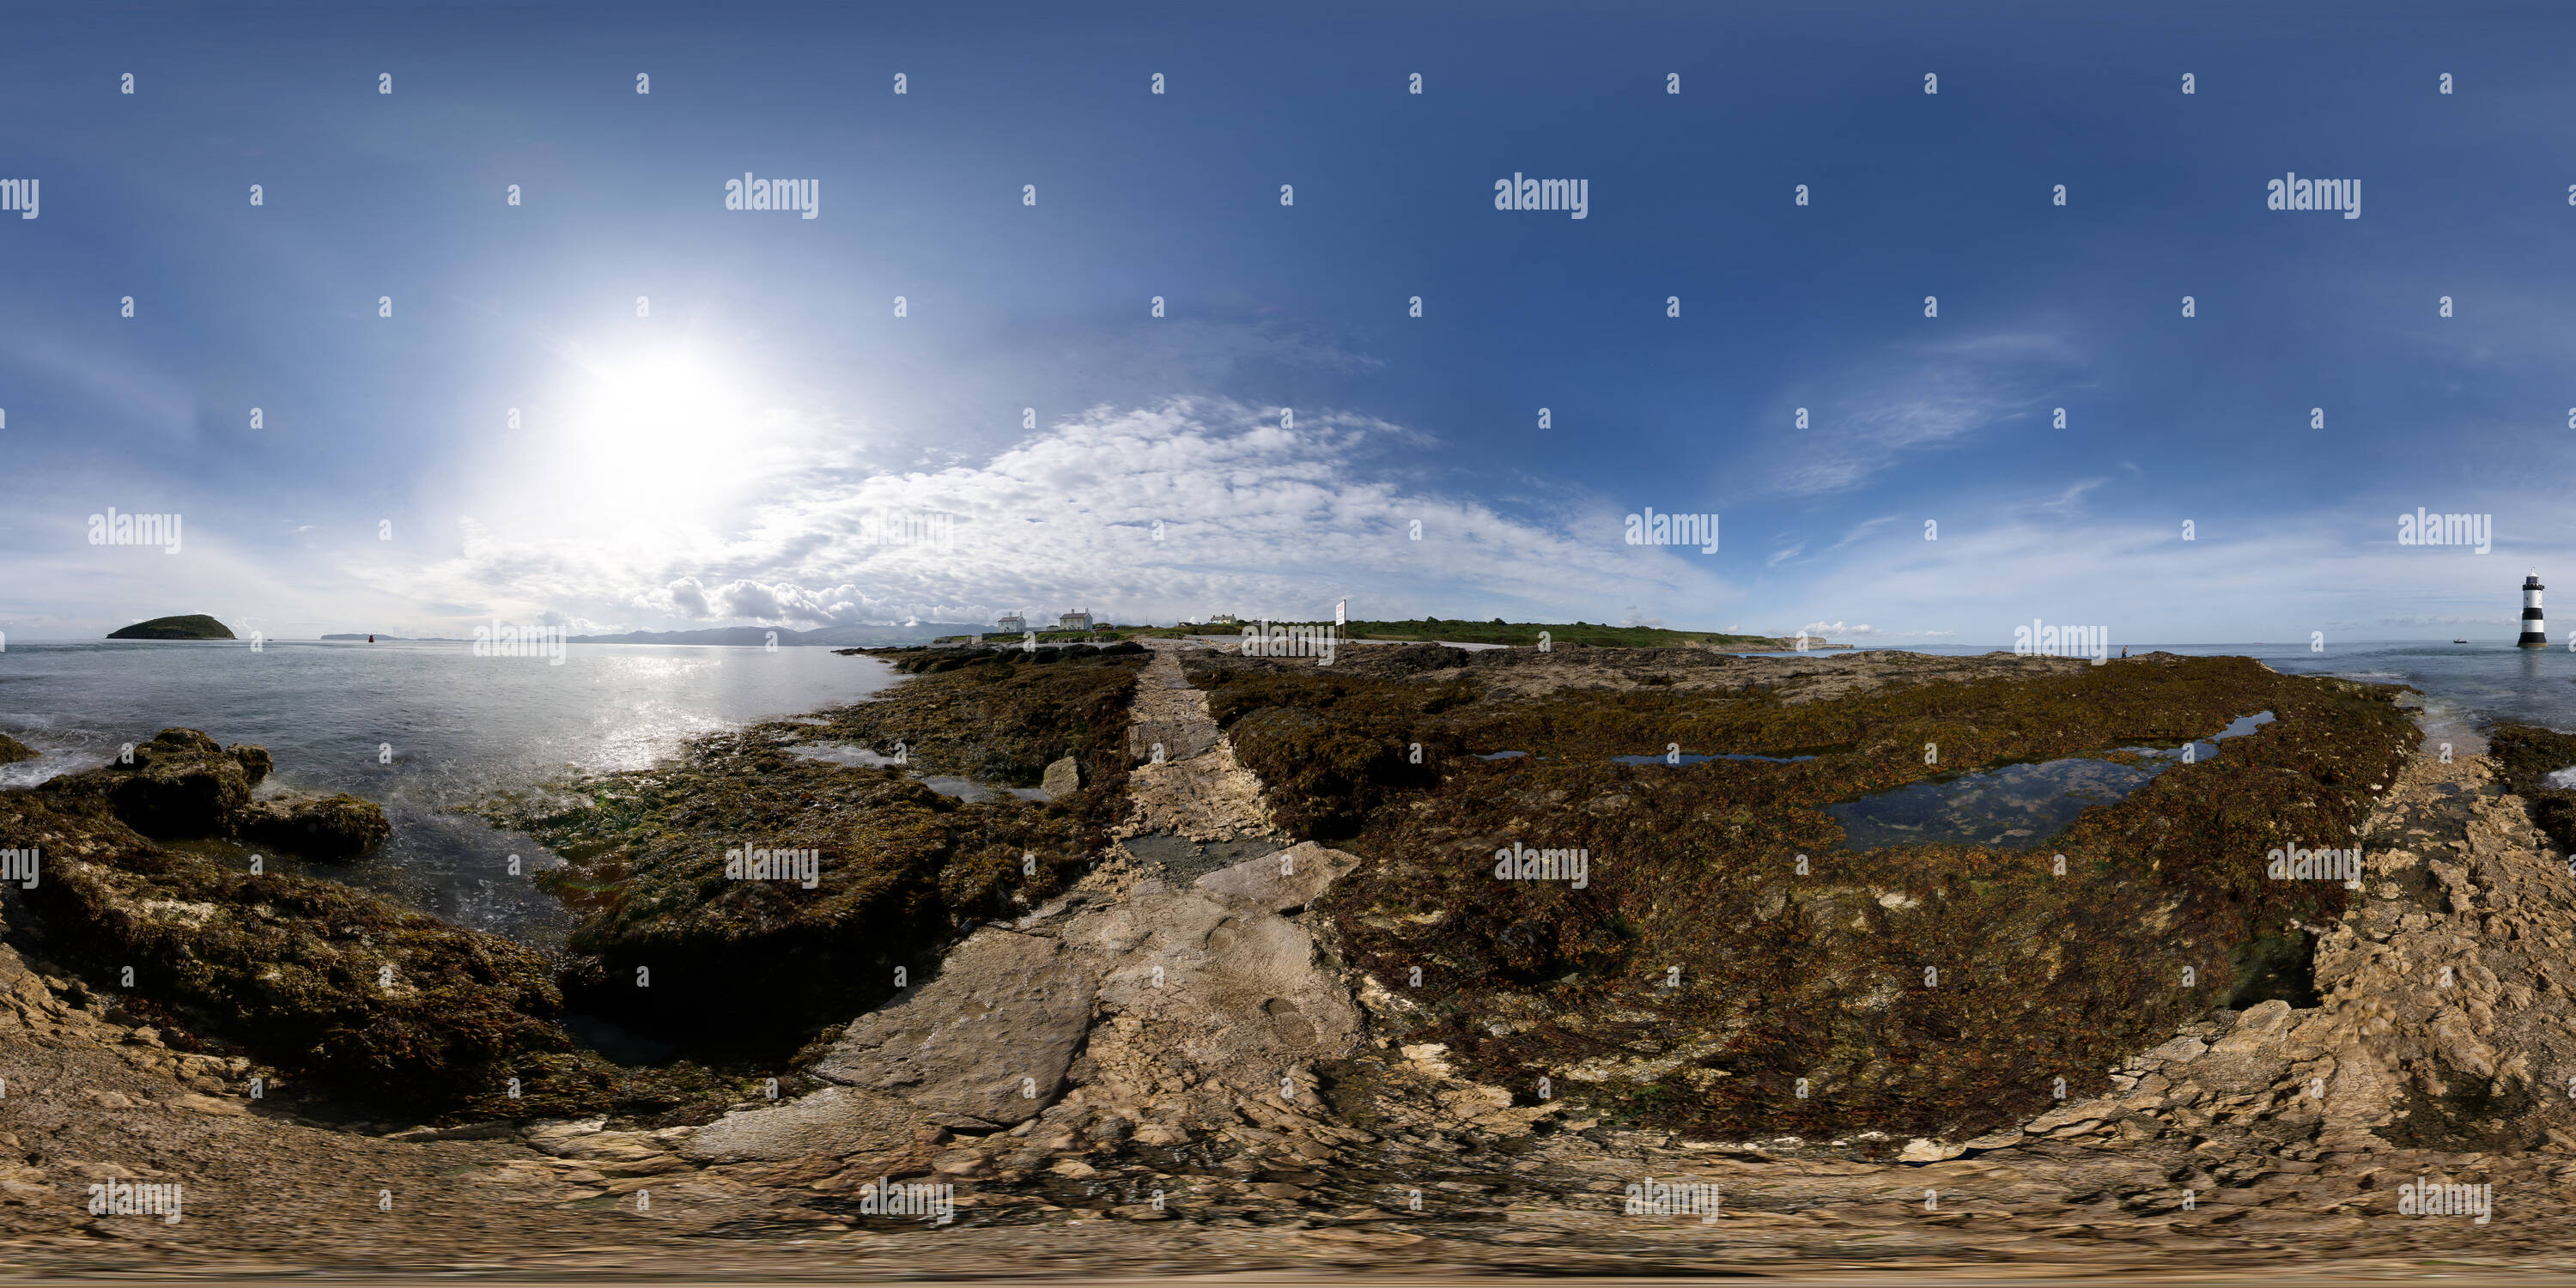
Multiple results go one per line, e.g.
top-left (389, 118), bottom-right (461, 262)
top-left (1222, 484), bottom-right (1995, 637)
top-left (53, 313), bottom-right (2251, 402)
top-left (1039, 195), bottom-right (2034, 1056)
top-left (1127, 719), bottom-right (1221, 763)
top-left (1075, 845), bottom-right (1368, 1099)
top-left (682, 1085), bottom-right (923, 1164)
top-left (1121, 833), bottom-right (1286, 884)
top-left (812, 928), bottom-right (1094, 1126)
top-left (1192, 841), bottom-right (1358, 913)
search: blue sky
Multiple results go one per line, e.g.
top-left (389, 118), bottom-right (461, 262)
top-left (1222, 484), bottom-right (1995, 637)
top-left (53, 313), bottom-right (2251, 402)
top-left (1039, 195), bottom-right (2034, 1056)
top-left (5, 0), bottom-right (2574, 643)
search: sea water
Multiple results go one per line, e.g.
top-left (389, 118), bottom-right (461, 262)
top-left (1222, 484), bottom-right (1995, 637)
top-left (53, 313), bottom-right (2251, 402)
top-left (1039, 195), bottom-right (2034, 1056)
top-left (0, 640), bottom-right (899, 941)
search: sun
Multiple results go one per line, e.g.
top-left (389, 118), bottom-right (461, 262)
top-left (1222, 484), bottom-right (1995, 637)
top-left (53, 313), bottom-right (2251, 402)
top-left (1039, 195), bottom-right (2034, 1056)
top-left (557, 344), bottom-right (755, 514)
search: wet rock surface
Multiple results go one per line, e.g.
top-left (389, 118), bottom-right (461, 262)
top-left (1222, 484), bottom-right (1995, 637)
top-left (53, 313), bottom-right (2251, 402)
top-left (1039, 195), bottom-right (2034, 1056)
top-left (31, 729), bottom-right (389, 862)
top-left (236, 792), bottom-right (394, 860)
top-left (1, 786), bottom-right (581, 1109)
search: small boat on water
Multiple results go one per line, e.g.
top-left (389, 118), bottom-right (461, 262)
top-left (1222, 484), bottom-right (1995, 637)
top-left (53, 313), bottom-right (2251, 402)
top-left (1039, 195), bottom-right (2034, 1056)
top-left (2454, 638), bottom-right (2470, 644)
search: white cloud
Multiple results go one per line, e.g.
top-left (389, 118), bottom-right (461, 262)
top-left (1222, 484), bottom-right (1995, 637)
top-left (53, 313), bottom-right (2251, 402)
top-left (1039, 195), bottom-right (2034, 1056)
top-left (390, 398), bottom-right (1751, 631)
top-left (1769, 330), bottom-right (2081, 496)
top-left (2037, 477), bottom-right (2109, 516)
top-left (1830, 513), bottom-right (1904, 550)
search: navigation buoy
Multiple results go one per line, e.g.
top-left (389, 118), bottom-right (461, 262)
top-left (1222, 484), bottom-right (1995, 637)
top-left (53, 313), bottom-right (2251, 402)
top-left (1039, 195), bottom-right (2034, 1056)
top-left (2518, 571), bottom-right (2547, 648)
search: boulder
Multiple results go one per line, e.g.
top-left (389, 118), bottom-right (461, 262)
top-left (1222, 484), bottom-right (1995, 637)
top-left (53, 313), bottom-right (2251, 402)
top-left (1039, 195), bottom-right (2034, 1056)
top-left (1041, 756), bottom-right (1081, 796)
top-left (39, 729), bottom-right (254, 839)
top-left (239, 792), bottom-right (392, 860)
top-left (3, 791), bottom-right (580, 1107)
top-left (33, 730), bottom-right (386, 860)
top-left (0, 734), bottom-right (34, 767)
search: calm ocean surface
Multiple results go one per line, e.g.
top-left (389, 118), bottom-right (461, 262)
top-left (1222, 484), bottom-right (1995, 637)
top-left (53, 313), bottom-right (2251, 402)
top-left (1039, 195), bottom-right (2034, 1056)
top-left (0, 640), bottom-right (899, 941)
top-left (3, 637), bottom-right (2567, 938)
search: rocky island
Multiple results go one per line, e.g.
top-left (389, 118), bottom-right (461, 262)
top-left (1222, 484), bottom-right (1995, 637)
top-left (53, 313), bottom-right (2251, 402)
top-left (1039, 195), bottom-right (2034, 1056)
top-left (104, 614), bottom-right (236, 641)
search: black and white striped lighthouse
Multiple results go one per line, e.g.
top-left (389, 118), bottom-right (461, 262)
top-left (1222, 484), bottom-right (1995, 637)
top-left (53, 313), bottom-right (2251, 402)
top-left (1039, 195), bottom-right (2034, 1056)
top-left (2519, 570), bottom-right (2548, 647)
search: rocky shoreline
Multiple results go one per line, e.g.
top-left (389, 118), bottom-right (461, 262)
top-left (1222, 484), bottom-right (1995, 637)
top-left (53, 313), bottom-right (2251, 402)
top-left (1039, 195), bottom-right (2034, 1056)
top-left (6, 641), bottom-right (2576, 1275)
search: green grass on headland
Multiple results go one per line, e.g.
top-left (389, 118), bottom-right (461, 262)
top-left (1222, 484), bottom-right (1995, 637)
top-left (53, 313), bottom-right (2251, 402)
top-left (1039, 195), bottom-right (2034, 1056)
top-left (106, 613), bottom-right (235, 641)
top-left (1121, 618), bottom-right (1822, 650)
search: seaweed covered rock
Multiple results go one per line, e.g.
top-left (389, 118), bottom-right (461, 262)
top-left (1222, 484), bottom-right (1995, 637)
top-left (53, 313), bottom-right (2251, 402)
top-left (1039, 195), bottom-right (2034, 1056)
top-left (1183, 647), bottom-right (2417, 1147)
top-left (1227, 704), bottom-right (1422, 838)
top-left (841, 646), bottom-right (1144, 788)
top-left (37, 728), bottom-right (255, 838)
top-left (476, 648), bottom-right (1145, 1052)
top-left (0, 733), bottom-right (35, 766)
top-left (238, 792), bottom-right (393, 860)
top-left (0, 790), bottom-right (577, 1108)
top-left (33, 727), bottom-right (387, 861)
top-left (1188, 665), bottom-right (1462, 838)
top-left (2484, 723), bottom-right (2576, 854)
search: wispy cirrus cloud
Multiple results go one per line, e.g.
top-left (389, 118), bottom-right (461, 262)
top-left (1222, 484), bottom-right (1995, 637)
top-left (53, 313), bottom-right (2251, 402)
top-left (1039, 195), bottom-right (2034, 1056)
top-left (2037, 477), bottom-right (2109, 515)
top-left (1770, 330), bottom-right (2082, 497)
